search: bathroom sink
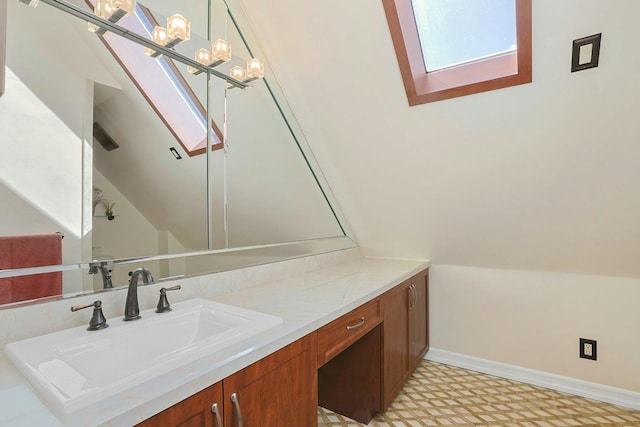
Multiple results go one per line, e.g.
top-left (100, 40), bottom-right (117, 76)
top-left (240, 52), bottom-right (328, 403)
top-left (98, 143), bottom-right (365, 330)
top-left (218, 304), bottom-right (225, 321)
top-left (4, 298), bottom-right (282, 418)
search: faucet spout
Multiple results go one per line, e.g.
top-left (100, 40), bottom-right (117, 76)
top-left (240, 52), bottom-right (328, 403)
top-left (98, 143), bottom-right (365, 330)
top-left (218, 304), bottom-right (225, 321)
top-left (123, 267), bottom-right (154, 321)
top-left (88, 261), bottom-right (113, 289)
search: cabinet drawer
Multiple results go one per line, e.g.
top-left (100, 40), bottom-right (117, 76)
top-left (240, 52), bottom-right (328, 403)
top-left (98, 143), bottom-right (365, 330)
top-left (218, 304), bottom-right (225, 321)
top-left (317, 298), bottom-right (382, 367)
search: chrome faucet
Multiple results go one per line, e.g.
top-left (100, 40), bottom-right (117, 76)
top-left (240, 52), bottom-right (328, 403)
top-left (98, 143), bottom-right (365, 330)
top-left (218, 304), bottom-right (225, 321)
top-left (123, 267), bottom-right (154, 321)
top-left (88, 261), bottom-right (113, 289)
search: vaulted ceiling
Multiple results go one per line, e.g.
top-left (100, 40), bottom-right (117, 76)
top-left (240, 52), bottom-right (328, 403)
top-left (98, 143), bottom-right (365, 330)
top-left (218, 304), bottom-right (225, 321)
top-left (236, 0), bottom-right (640, 278)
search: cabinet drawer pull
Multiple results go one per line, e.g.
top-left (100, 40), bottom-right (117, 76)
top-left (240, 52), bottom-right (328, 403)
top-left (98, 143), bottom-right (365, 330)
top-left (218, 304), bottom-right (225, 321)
top-left (211, 402), bottom-right (223, 427)
top-left (346, 317), bottom-right (365, 330)
top-left (230, 392), bottom-right (244, 427)
top-left (409, 284), bottom-right (416, 310)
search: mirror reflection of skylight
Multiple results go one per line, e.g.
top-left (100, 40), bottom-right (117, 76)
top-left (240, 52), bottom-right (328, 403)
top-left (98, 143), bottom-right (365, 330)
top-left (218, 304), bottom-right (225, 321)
top-left (411, 0), bottom-right (517, 72)
top-left (137, 9), bottom-right (207, 131)
top-left (85, 0), bottom-right (220, 153)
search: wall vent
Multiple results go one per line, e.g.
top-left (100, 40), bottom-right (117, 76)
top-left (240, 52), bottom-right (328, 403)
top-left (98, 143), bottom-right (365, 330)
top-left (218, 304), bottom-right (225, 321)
top-left (93, 122), bottom-right (119, 151)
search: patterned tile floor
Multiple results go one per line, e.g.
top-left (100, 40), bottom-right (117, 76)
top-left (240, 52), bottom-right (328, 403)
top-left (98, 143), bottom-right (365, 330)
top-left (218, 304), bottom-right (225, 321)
top-left (318, 360), bottom-right (640, 426)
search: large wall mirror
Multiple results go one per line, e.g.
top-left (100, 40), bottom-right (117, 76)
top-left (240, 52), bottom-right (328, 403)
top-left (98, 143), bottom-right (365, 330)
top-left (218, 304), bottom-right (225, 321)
top-left (0, 0), bottom-right (355, 308)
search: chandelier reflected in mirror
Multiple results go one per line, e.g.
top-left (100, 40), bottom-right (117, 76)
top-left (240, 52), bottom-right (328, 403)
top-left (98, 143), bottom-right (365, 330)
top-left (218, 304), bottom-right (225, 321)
top-left (16, 0), bottom-right (265, 87)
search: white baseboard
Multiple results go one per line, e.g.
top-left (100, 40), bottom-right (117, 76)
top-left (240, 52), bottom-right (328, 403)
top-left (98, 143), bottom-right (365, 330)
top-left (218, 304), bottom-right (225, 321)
top-left (425, 348), bottom-right (640, 411)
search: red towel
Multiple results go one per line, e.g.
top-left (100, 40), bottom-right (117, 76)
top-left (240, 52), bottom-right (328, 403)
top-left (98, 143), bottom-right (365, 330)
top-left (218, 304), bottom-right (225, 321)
top-left (0, 234), bottom-right (63, 304)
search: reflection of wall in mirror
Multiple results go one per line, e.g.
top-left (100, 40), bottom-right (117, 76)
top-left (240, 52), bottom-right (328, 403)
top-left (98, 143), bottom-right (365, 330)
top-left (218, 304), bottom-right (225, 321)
top-left (0, 68), bottom-right (87, 293)
top-left (0, 1), bottom-right (121, 293)
top-left (0, 67), bottom-right (83, 266)
top-left (3, 1), bottom-right (213, 291)
top-left (92, 170), bottom-right (185, 287)
top-left (220, 22), bottom-right (345, 248)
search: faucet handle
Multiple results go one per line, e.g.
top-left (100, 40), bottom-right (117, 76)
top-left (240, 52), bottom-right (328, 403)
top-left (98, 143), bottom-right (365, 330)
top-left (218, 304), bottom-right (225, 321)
top-left (155, 285), bottom-right (181, 313)
top-left (71, 300), bottom-right (109, 331)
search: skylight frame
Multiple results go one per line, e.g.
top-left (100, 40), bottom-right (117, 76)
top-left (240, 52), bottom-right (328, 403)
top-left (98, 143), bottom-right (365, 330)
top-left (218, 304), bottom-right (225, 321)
top-left (382, 0), bottom-right (532, 105)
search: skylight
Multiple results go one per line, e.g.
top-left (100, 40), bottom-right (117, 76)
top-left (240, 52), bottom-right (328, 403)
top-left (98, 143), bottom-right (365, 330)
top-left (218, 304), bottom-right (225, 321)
top-left (411, 0), bottom-right (517, 72)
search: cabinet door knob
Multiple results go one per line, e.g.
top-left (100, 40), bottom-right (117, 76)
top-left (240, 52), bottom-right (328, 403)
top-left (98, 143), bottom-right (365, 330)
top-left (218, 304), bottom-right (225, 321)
top-left (230, 392), bottom-right (244, 427)
top-left (346, 317), bottom-right (365, 330)
top-left (211, 402), bottom-right (223, 427)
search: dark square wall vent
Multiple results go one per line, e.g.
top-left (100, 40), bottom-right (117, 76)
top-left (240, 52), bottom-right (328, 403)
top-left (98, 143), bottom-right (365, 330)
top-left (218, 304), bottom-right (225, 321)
top-left (93, 122), bottom-right (119, 151)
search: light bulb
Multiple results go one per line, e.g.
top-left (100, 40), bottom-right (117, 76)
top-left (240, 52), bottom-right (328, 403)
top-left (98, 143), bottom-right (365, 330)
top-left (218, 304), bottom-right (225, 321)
top-left (144, 26), bottom-right (168, 56)
top-left (211, 39), bottom-right (232, 63)
top-left (195, 48), bottom-right (212, 65)
top-left (88, 0), bottom-right (112, 33)
top-left (246, 58), bottom-right (264, 80)
top-left (108, 0), bottom-right (136, 18)
top-left (152, 26), bottom-right (168, 44)
top-left (167, 14), bottom-right (190, 43)
top-left (229, 66), bottom-right (247, 82)
top-left (188, 49), bottom-right (211, 74)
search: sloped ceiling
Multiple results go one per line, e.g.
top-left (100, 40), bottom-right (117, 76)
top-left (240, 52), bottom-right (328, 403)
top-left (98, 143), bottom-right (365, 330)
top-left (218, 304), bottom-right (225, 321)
top-left (236, 0), bottom-right (640, 278)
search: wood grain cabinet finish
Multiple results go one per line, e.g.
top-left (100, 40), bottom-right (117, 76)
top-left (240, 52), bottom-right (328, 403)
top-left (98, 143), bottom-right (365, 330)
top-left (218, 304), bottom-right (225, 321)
top-left (381, 279), bottom-right (410, 411)
top-left (382, 268), bottom-right (429, 411)
top-left (223, 333), bottom-right (317, 427)
top-left (135, 268), bottom-right (428, 426)
top-left (409, 270), bottom-right (429, 371)
top-left (316, 297), bottom-right (382, 367)
top-left (136, 381), bottom-right (223, 427)
top-left (137, 333), bottom-right (317, 427)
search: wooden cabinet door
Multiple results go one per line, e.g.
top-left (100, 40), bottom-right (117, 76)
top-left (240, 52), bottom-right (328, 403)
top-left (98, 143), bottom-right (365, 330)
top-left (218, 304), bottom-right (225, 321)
top-left (136, 381), bottom-right (223, 427)
top-left (409, 270), bottom-right (429, 372)
top-left (223, 333), bottom-right (317, 427)
top-left (381, 281), bottom-right (410, 411)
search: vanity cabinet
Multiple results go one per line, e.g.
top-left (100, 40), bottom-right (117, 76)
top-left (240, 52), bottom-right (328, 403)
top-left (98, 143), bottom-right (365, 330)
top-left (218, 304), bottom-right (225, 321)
top-left (316, 297), bottom-right (382, 367)
top-left (223, 332), bottom-right (317, 427)
top-left (136, 382), bottom-right (223, 427)
top-left (316, 268), bottom-right (429, 422)
top-left (136, 333), bottom-right (317, 427)
top-left (136, 268), bottom-right (428, 426)
top-left (382, 269), bottom-right (429, 410)
top-left (317, 298), bottom-right (383, 424)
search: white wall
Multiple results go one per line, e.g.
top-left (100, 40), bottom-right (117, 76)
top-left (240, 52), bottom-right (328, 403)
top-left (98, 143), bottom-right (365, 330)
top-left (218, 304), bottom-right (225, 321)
top-left (0, 69), bottom-right (83, 243)
top-left (238, 0), bottom-right (640, 277)
top-left (1, 0), bottom-right (94, 265)
top-left (1, 1), bottom-right (124, 293)
top-left (235, 0), bottom-right (640, 392)
top-left (429, 265), bottom-right (640, 392)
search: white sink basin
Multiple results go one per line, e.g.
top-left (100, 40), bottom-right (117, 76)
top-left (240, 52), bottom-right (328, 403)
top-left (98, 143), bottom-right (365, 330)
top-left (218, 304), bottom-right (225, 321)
top-left (4, 298), bottom-right (282, 418)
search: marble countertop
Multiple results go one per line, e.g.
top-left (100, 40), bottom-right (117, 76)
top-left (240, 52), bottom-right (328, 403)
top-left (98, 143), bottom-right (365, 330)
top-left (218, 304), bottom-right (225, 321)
top-left (0, 257), bottom-right (429, 427)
